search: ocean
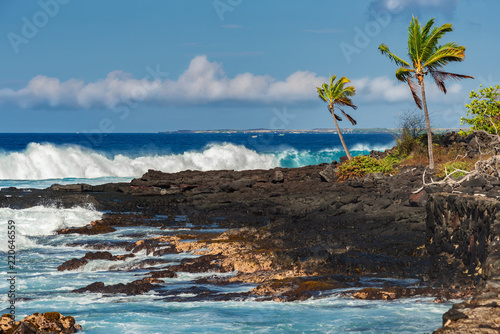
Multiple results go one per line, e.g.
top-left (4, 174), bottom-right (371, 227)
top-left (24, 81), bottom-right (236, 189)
top-left (0, 133), bottom-right (451, 333)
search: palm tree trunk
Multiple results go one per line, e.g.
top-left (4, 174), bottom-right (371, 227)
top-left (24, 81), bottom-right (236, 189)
top-left (419, 78), bottom-right (435, 170)
top-left (332, 113), bottom-right (352, 160)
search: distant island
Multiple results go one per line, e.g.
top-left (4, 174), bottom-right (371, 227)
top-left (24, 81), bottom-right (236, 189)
top-left (159, 128), bottom-right (468, 135)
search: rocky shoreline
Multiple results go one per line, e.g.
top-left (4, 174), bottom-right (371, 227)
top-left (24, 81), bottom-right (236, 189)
top-left (0, 312), bottom-right (82, 333)
top-left (2, 133), bottom-right (500, 332)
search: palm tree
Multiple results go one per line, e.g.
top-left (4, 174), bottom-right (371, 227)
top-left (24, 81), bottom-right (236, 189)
top-left (378, 16), bottom-right (473, 170)
top-left (316, 75), bottom-right (357, 160)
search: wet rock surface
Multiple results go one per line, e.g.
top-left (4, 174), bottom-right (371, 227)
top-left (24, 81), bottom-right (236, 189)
top-left (0, 163), bottom-right (443, 302)
top-left (433, 290), bottom-right (500, 333)
top-left (4, 163), bottom-right (457, 302)
top-left (0, 312), bottom-right (82, 333)
top-left (57, 251), bottom-right (136, 271)
top-left (73, 278), bottom-right (160, 295)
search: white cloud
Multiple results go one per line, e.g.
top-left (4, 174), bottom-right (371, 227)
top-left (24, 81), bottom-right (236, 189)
top-left (353, 75), bottom-right (465, 105)
top-left (0, 56), bottom-right (324, 109)
top-left (0, 55), bottom-right (465, 110)
top-left (353, 76), bottom-right (410, 102)
top-left (370, 0), bottom-right (459, 17)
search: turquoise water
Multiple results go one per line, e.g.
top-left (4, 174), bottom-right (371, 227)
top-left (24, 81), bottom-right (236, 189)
top-left (0, 133), bottom-right (394, 188)
top-left (0, 213), bottom-right (450, 333)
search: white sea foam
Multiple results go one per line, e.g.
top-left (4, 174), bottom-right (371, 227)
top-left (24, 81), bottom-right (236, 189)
top-left (0, 143), bottom-right (277, 180)
top-left (0, 206), bottom-right (102, 251)
top-left (350, 142), bottom-right (396, 152)
top-left (275, 142), bottom-right (395, 167)
top-left (0, 142), bottom-right (396, 182)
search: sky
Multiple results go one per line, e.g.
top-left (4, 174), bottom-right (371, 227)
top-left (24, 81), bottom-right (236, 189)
top-left (0, 0), bottom-right (498, 133)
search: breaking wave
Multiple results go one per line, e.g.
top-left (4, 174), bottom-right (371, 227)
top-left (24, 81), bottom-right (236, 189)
top-left (0, 143), bottom-right (277, 180)
top-left (0, 141), bottom-right (395, 181)
top-left (0, 205), bottom-right (102, 251)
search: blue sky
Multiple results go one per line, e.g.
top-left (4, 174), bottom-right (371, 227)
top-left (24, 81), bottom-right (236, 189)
top-left (0, 0), bottom-right (498, 132)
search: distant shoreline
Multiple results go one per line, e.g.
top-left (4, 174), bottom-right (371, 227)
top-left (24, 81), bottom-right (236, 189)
top-left (159, 128), bottom-right (468, 135)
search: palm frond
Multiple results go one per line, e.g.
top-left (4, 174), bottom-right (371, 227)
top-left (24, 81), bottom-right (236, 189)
top-left (429, 70), bottom-right (474, 93)
top-left (341, 84), bottom-right (356, 97)
top-left (378, 44), bottom-right (411, 67)
top-left (316, 86), bottom-right (327, 102)
top-left (329, 74), bottom-right (337, 87)
top-left (421, 18), bottom-right (436, 39)
top-left (334, 113), bottom-right (342, 122)
top-left (429, 71), bottom-right (447, 93)
top-left (339, 108), bottom-right (357, 125)
top-left (336, 97), bottom-right (358, 110)
top-left (322, 83), bottom-right (330, 93)
top-left (421, 22), bottom-right (453, 62)
top-left (331, 76), bottom-right (344, 98)
top-left (424, 43), bottom-right (466, 69)
top-left (407, 77), bottom-right (423, 109)
top-left (331, 76), bottom-right (350, 98)
top-left (395, 67), bottom-right (414, 82)
top-left (408, 16), bottom-right (423, 65)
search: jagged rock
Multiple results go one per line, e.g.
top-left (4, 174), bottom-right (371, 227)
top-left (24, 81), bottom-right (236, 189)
top-left (82, 251), bottom-right (114, 260)
top-left (58, 221), bottom-right (116, 235)
top-left (221, 178), bottom-right (254, 192)
top-left (434, 292), bottom-right (500, 333)
top-left (73, 278), bottom-right (159, 295)
top-left (270, 170), bottom-right (284, 183)
top-left (0, 312), bottom-right (82, 333)
top-left (125, 239), bottom-right (161, 254)
top-left (147, 269), bottom-right (178, 278)
top-left (409, 189), bottom-right (429, 207)
top-left (169, 254), bottom-right (228, 273)
top-left (48, 184), bottom-right (92, 192)
top-left (319, 164), bottom-right (337, 182)
top-left (57, 251), bottom-right (135, 271)
top-left (57, 258), bottom-right (88, 271)
top-left (352, 287), bottom-right (433, 300)
top-left (152, 245), bottom-right (179, 256)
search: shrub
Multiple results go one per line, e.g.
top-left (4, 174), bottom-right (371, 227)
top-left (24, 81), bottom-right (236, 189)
top-left (337, 155), bottom-right (398, 180)
top-left (460, 85), bottom-right (500, 134)
top-left (395, 110), bottom-right (426, 157)
top-left (437, 160), bottom-right (473, 179)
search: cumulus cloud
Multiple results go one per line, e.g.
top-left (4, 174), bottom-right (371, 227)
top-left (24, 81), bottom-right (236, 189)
top-left (353, 75), bottom-right (465, 105)
top-left (0, 55), bottom-right (464, 110)
top-left (0, 56), bottom-right (325, 109)
top-left (370, 0), bottom-right (459, 18)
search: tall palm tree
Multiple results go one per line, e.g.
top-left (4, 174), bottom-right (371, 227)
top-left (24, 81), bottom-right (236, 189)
top-left (378, 16), bottom-right (473, 170)
top-left (316, 75), bottom-right (357, 160)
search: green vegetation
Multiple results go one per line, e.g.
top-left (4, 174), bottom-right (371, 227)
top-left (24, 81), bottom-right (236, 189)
top-left (316, 75), bottom-right (357, 160)
top-left (394, 110), bottom-right (426, 157)
top-left (437, 160), bottom-right (473, 179)
top-left (337, 155), bottom-right (400, 180)
top-left (378, 16), bottom-right (473, 170)
top-left (460, 85), bottom-right (500, 134)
